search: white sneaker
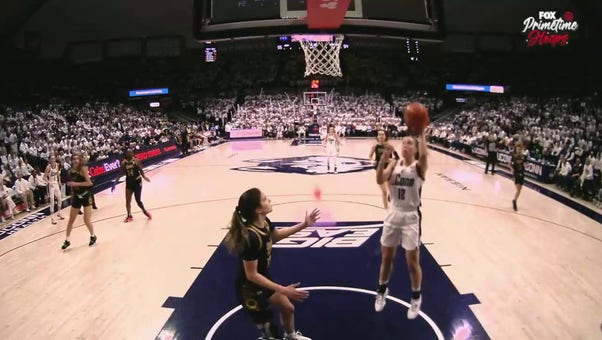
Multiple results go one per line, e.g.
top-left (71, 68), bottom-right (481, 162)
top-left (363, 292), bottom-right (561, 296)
top-left (284, 330), bottom-right (311, 340)
top-left (374, 288), bottom-right (389, 312)
top-left (407, 296), bottom-right (422, 319)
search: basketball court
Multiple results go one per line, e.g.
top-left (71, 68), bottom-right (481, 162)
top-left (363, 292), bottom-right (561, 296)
top-left (0, 139), bottom-right (600, 340)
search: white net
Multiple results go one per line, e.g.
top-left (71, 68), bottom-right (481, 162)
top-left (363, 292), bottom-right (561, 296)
top-left (297, 35), bottom-right (344, 77)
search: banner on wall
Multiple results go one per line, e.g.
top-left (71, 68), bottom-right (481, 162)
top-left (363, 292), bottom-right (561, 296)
top-left (472, 146), bottom-right (553, 182)
top-left (229, 128), bottom-right (263, 139)
top-left (87, 141), bottom-right (180, 184)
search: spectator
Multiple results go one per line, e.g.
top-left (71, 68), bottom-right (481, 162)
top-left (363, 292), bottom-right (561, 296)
top-left (14, 172), bottom-right (35, 212)
top-left (0, 183), bottom-right (16, 221)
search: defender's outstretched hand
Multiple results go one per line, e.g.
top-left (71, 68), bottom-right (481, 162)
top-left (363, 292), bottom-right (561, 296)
top-left (304, 208), bottom-right (321, 228)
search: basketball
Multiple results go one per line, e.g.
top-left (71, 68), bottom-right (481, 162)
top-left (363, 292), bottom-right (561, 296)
top-left (404, 102), bottom-right (430, 134)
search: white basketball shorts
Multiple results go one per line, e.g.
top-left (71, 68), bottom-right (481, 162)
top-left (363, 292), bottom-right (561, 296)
top-left (380, 209), bottom-right (421, 250)
top-left (326, 146), bottom-right (338, 156)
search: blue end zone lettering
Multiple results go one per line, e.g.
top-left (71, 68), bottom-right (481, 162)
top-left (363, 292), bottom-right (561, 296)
top-left (0, 213), bottom-right (46, 240)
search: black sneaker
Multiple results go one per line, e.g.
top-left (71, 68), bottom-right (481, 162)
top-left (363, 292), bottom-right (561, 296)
top-left (61, 240), bottom-right (71, 250)
top-left (512, 199), bottom-right (517, 211)
top-left (89, 235), bottom-right (97, 246)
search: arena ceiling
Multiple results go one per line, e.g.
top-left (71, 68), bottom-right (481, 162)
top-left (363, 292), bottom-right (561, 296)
top-left (1, 0), bottom-right (599, 47)
top-left (0, 0), bottom-right (44, 41)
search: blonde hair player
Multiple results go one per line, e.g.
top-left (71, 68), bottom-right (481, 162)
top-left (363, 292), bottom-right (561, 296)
top-left (45, 154), bottom-right (65, 224)
top-left (323, 125), bottom-right (341, 174)
top-left (374, 126), bottom-right (430, 319)
top-left (225, 188), bottom-right (320, 340)
top-left (369, 129), bottom-right (399, 209)
top-left (61, 154), bottom-right (97, 250)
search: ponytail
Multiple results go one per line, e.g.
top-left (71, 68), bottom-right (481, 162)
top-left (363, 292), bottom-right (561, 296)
top-left (225, 207), bottom-right (249, 254)
top-left (225, 188), bottom-right (262, 254)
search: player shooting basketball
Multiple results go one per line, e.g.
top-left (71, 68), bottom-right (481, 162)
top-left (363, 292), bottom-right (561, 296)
top-left (374, 104), bottom-right (430, 320)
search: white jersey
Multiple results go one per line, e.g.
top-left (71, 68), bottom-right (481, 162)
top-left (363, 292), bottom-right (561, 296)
top-left (47, 164), bottom-right (60, 185)
top-left (388, 160), bottom-right (423, 211)
top-left (326, 135), bottom-right (337, 148)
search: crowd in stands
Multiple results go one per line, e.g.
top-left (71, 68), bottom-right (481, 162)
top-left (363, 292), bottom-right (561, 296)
top-left (392, 92), bottom-right (443, 113)
top-left (430, 95), bottom-right (602, 205)
top-left (227, 91), bottom-right (443, 139)
top-left (1, 47), bottom-right (601, 223)
top-left (3, 88), bottom-right (601, 224)
top-left (0, 98), bottom-right (229, 223)
top-left (1, 102), bottom-right (172, 168)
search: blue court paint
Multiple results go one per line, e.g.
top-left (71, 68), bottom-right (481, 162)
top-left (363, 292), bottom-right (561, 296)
top-left (157, 221), bottom-right (489, 340)
top-left (457, 293), bottom-right (481, 306)
top-left (162, 296), bottom-right (183, 309)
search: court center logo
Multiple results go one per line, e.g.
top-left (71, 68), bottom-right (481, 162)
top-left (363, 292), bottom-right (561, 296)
top-left (232, 155), bottom-right (374, 175)
top-left (522, 11), bottom-right (578, 47)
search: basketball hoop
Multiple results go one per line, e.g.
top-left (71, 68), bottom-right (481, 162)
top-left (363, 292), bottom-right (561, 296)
top-left (293, 34), bottom-right (345, 78)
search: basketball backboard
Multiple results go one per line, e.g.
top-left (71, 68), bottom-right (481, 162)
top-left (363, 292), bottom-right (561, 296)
top-left (280, 0), bottom-right (364, 19)
top-left (304, 91), bottom-right (328, 106)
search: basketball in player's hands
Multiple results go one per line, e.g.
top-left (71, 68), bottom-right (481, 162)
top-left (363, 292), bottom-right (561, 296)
top-left (404, 102), bottom-right (430, 135)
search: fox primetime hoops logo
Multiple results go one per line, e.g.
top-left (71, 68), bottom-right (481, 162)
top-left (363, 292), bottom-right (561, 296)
top-left (522, 11), bottom-right (578, 47)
